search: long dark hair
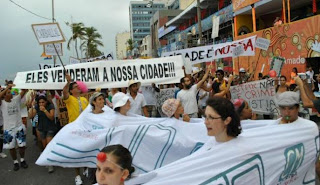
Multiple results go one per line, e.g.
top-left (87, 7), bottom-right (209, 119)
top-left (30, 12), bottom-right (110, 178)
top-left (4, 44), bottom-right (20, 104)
top-left (206, 97), bottom-right (242, 137)
top-left (101, 145), bottom-right (135, 179)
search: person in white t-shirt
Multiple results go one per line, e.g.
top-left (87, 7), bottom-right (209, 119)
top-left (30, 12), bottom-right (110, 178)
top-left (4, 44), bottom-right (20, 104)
top-left (305, 66), bottom-right (315, 90)
top-left (177, 68), bottom-right (210, 118)
top-left (127, 80), bottom-right (149, 117)
top-left (0, 84), bottom-right (28, 171)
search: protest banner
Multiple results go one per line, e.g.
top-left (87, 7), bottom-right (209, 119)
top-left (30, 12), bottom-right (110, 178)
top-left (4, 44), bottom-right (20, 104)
top-left (44, 43), bottom-right (63, 56)
top-left (31, 23), bottom-right (65, 44)
top-left (230, 79), bottom-right (278, 115)
top-left (38, 63), bottom-right (61, 70)
top-left (270, 56), bottom-right (285, 77)
top-left (80, 53), bottom-right (114, 63)
top-left (140, 86), bottom-right (157, 106)
top-left (13, 56), bottom-right (185, 90)
top-left (127, 118), bottom-right (318, 185)
top-left (36, 104), bottom-right (318, 185)
top-left (211, 15), bottom-right (220, 39)
top-left (156, 88), bottom-right (175, 117)
top-left (162, 35), bottom-right (256, 65)
top-left (56, 98), bottom-right (68, 126)
top-left (69, 57), bottom-right (80, 65)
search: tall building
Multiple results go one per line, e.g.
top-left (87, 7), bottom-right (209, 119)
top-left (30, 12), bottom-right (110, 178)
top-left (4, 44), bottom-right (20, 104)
top-left (115, 31), bottom-right (130, 60)
top-left (129, 1), bottom-right (166, 44)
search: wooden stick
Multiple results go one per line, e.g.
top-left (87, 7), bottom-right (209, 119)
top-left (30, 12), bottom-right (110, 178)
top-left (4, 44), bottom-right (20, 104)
top-left (52, 43), bottom-right (66, 72)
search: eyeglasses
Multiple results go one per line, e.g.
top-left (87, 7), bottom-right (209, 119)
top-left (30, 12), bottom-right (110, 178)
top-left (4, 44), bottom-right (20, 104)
top-left (204, 115), bottom-right (222, 121)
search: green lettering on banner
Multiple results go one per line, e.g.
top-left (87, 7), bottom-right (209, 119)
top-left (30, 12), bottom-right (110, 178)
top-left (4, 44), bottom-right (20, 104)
top-left (199, 155), bottom-right (265, 185)
top-left (278, 143), bottom-right (305, 183)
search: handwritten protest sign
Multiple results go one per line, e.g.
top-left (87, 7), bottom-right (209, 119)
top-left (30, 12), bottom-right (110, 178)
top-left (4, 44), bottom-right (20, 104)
top-left (31, 23), bottom-right (65, 44)
top-left (256, 37), bottom-right (270, 51)
top-left (156, 88), bottom-right (175, 117)
top-left (69, 57), bottom-right (80, 65)
top-left (230, 79), bottom-right (278, 115)
top-left (80, 53), bottom-right (114, 63)
top-left (162, 36), bottom-right (256, 65)
top-left (44, 43), bottom-right (63, 56)
top-left (270, 57), bottom-right (285, 77)
top-left (14, 56), bottom-right (185, 90)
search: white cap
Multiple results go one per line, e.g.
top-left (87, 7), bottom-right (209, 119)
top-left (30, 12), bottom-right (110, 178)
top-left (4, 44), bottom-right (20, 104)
top-left (112, 92), bottom-right (130, 110)
top-left (239, 68), bottom-right (246, 73)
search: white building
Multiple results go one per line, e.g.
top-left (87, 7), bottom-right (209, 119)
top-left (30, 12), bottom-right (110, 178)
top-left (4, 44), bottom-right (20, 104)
top-left (140, 35), bottom-right (152, 57)
top-left (115, 32), bottom-right (130, 60)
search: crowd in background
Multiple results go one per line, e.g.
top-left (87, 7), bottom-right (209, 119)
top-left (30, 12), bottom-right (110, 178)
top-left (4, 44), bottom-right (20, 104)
top-left (1, 64), bottom-right (320, 185)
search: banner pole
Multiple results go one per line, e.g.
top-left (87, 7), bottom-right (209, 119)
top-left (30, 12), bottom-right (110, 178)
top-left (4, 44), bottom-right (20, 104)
top-left (53, 43), bottom-right (66, 72)
top-left (253, 49), bottom-right (262, 73)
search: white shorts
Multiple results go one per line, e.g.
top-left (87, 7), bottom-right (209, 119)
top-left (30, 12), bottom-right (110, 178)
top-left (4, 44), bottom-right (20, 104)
top-left (3, 124), bottom-right (26, 150)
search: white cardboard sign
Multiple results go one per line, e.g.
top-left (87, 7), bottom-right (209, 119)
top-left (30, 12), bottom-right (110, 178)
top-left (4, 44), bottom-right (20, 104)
top-left (256, 37), bottom-right (270, 51)
top-left (69, 57), bottom-right (81, 65)
top-left (44, 43), bottom-right (63, 56)
top-left (32, 23), bottom-right (65, 44)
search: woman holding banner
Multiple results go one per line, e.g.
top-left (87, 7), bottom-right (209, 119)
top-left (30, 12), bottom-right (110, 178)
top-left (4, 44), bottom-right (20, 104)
top-left (95, 145), bottom-right (135, 185)
top-left (232, 99), bottom-right (256, 120)
top-left (112, 92), bottom-right (131, 116)
top-left (161, 98), bottom-right (190, 122)
top-left (197, 97), bottom-right (242, 152)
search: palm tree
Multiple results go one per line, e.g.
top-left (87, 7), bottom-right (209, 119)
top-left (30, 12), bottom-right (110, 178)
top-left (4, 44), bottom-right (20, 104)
top-left (126, 38), bottom-right (133, 52)
top-left (81, 43), bottom-right (103, 58)
top-left (67, 22), bottom-right (86, 59)
top-left (80, 27), bottom-right (104, 58)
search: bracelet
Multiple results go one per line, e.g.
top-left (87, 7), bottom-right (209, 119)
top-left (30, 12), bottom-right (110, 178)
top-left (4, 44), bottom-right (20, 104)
top-left (44, 110), bottom-right (48, 113)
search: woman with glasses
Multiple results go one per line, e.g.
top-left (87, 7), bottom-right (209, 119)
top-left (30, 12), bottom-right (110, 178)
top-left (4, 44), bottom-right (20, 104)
top-left (202, 97), bottom-right (242, 147)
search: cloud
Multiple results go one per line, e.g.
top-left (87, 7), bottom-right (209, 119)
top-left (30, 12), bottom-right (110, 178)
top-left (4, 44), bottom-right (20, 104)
top-left (0, 0), bottom-right (137, 85)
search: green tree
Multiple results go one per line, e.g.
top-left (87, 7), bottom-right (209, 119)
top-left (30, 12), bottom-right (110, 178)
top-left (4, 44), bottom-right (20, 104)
top-left (80, 27), bottom-right (104, 58)
top-left (67, 22), bottom-right (86, 59)
top-left (126, 38), bottom-right (133, 52)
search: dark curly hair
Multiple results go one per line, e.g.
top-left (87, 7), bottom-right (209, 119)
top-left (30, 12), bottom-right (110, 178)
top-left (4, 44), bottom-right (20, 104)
top-left (69, 82), bottom-right (77, 94)
top-left (101, 144), bottom-right (135, 179)
top-left (206, 97), bottom-right (242, 137)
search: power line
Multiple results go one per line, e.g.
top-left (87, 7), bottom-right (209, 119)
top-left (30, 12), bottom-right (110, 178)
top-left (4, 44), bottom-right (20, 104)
top-left (9, 0), bottom-right (52, 21)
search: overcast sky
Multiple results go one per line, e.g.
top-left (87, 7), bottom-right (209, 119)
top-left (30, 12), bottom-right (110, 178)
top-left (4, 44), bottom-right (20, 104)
top-left (0, 0), bottom-right (138, 85)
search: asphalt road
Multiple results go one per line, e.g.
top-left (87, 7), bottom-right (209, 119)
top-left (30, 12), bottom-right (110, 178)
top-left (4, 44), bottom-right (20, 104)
top-left (0, 120), bottom-right (92, 185)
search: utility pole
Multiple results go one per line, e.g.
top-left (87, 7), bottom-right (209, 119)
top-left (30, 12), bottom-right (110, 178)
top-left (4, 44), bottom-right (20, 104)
top-left (197, 0), bottom-right (202, 46)
top-left (197, 0), bottom-right (206, 69)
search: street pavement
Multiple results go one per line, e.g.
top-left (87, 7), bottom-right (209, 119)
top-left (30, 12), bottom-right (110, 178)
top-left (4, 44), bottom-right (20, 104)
top-left (0, 120), bottom-right (92, 185)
